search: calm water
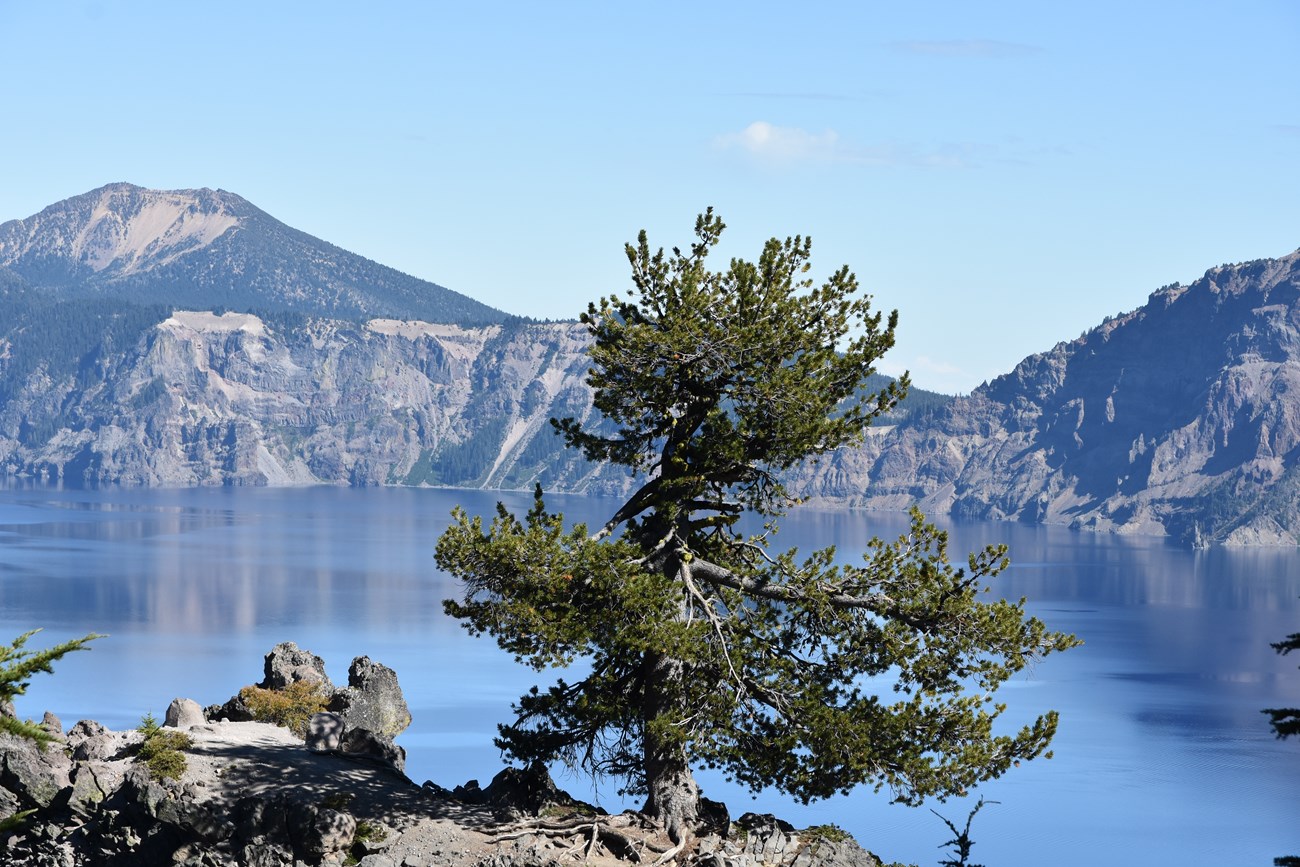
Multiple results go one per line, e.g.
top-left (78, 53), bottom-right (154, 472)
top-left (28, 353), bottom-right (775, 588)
top-left (0, 485), bottom-right (1296, 865)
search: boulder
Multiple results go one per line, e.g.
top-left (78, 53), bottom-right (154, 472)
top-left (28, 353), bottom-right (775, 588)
top-left (39, 711), bottom-right (63, 741)
top-left (164, 697), bottom-right (207, 729)
top-left (204, 691), bottom-right (256, 723)
top-left (339, 727), bottom-right (405, 773)
top-left (305, 712), bottom-right (344, 753)
top-left (67, 719), bottom-right (124, 762)
top-left (0, 732), bottom-right (72, 809)
top-left (328, 655), bottom-right (411, 739)
top-left (299, 806), bottom-right (357, 859)
top-left (478, 765), bottom-right (573, 815)
top-left (260, 641), bottom-right (334, 692)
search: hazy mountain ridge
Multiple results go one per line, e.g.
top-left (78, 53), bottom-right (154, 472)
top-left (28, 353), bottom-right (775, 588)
top-left (793, 250), bottom-right (1300, 546)
top-left (3, 184), bottom-right (1298, 545)
top-left (0, 183), bottom-right (507, 324)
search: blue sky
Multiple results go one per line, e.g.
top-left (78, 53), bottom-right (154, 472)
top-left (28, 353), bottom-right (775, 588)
top-left (2, 1), bottom-right (1297, 393)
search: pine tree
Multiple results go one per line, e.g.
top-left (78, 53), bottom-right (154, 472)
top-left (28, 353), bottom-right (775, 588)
top-left (1, 630), bottom-right (102, 745)
top-left (436, 210), bottom-right (1078, 841)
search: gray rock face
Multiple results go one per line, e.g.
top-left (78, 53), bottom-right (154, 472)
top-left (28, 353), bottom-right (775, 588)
top-left (67, 719), bottom-right (123, 763)
top-left (38, 711), bottom-right (62, 741)
top-left (0, 732), bottom-right (72, 809)
top-left (164, 698), bottom-right (206, 730)
top-left (793, 249), bottom-right (1300, 546)
top-left (329, 656), bottom-right (412, 739)
top-left (0, 309), bottom-right (611, 496)
top-left (0, 712), bottom-right (885, 867)
top-left (260, 641), bottom-right (333, 692)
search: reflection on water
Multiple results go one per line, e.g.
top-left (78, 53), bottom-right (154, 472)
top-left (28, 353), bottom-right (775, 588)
top-left (0, 486), bottom-right (1296, 865)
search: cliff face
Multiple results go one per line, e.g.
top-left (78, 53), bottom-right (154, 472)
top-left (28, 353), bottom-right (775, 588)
top-left (0, 312), bottom-right (611, 492)
top-left (796, 251), bottom-right (1300, 546)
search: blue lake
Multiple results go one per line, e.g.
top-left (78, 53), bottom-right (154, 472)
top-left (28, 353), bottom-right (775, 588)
top-left (0, 485), bottom-right (1296, 865)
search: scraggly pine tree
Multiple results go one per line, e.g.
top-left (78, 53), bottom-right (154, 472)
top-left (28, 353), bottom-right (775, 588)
top-left (436, 210), bottom-right (1079, 841)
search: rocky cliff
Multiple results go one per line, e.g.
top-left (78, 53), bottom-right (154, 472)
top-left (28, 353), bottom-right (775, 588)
top-left (795, 250), bottom-right (1300, 546)
top-left (0, 311), bottom-right (617, 492)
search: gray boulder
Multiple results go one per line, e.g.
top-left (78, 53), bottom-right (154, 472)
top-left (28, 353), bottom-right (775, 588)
top-left (328, 656), bottom-right (411, 739)
top-left (164, 697), bottom-right (206, 730)
top-left (39, 711), bottom-right (63, 741)
top-left (300, 806), bottom-right (357, 859)
top-left (203, 691), bottom-right (256, 723)
top-left (260, 641), bottom-right (334, 692)
top-left (339, 727), bottom-right (405, 773)
top-left (305, 712), bottom-right (344, 753)
top-left (67, 719), bottom-right (120, 762)
top-left (0, 732), bottom-right (72, 810)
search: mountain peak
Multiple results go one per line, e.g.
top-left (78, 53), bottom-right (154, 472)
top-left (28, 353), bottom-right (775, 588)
top-left (0, 184), bottom-right (507, 325)
top-left (44, 184), bottom-right (245, 276)
top-left (0, 183), bottom-right (258, 278)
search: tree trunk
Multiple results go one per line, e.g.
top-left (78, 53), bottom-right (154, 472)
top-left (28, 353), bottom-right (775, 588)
top-left (641, 651), bottom-right (700, 843)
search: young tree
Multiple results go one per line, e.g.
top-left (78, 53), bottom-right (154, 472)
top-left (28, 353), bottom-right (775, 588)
top-left (436, 210), bottom-right (1078, 842)
top-left (1, 629), bottom-right (101, 745)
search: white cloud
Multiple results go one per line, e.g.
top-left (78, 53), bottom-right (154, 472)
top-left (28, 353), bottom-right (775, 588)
top-left (715, 121), bottom-right (982, 169)
top-left (713, 121), bottom-right (842, 163)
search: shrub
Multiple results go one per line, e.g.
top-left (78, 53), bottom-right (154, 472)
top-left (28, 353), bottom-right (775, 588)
top-left (239, 680), bottom-right (329, 737)
top-left (802, 823), bottom-right (852, 843)
top-left (136, 713), bottom-right (191, 781)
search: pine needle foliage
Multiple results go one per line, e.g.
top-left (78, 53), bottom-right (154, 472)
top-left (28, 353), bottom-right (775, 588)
top-left (436, 211), bottom-right (1078, 837)
top-left (0, 629), bottom-right (102, 746)
top-left (1263, 630), bottom-right (1300, 740)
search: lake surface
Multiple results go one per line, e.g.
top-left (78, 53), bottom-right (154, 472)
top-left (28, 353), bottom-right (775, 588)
top-left (0, 485), bottom-right (1296, 865)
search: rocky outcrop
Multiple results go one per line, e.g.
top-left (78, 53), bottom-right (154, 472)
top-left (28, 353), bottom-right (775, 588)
top-left (0, 649), bottom-right (886, 867)
top-left (328, 657), bottom-right (412, 741)
top-left (793, 249), bottom-right (1300, 546)
top-left (208, 643), bottom-right (411, 774)
top-left (261, 642), bottom-right (334, 693)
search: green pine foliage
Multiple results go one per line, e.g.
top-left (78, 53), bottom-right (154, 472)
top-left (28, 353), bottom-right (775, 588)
top-left (0, 630), bottom-right (102, 746)
top-left (135, 712), bottom-right (191, 781)
top-left (1264, 629), bottom-right (1300, 740)
top-left (436, 210), bottom-right (1078, 838)
top-left (1265, 625), bottom-right (1299, 867)
top-left (0, 298), bottom-right (170, 403)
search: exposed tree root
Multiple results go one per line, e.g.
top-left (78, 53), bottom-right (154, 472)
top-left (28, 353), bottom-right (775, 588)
top-left (489, 811), bottom-right (675, 862)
